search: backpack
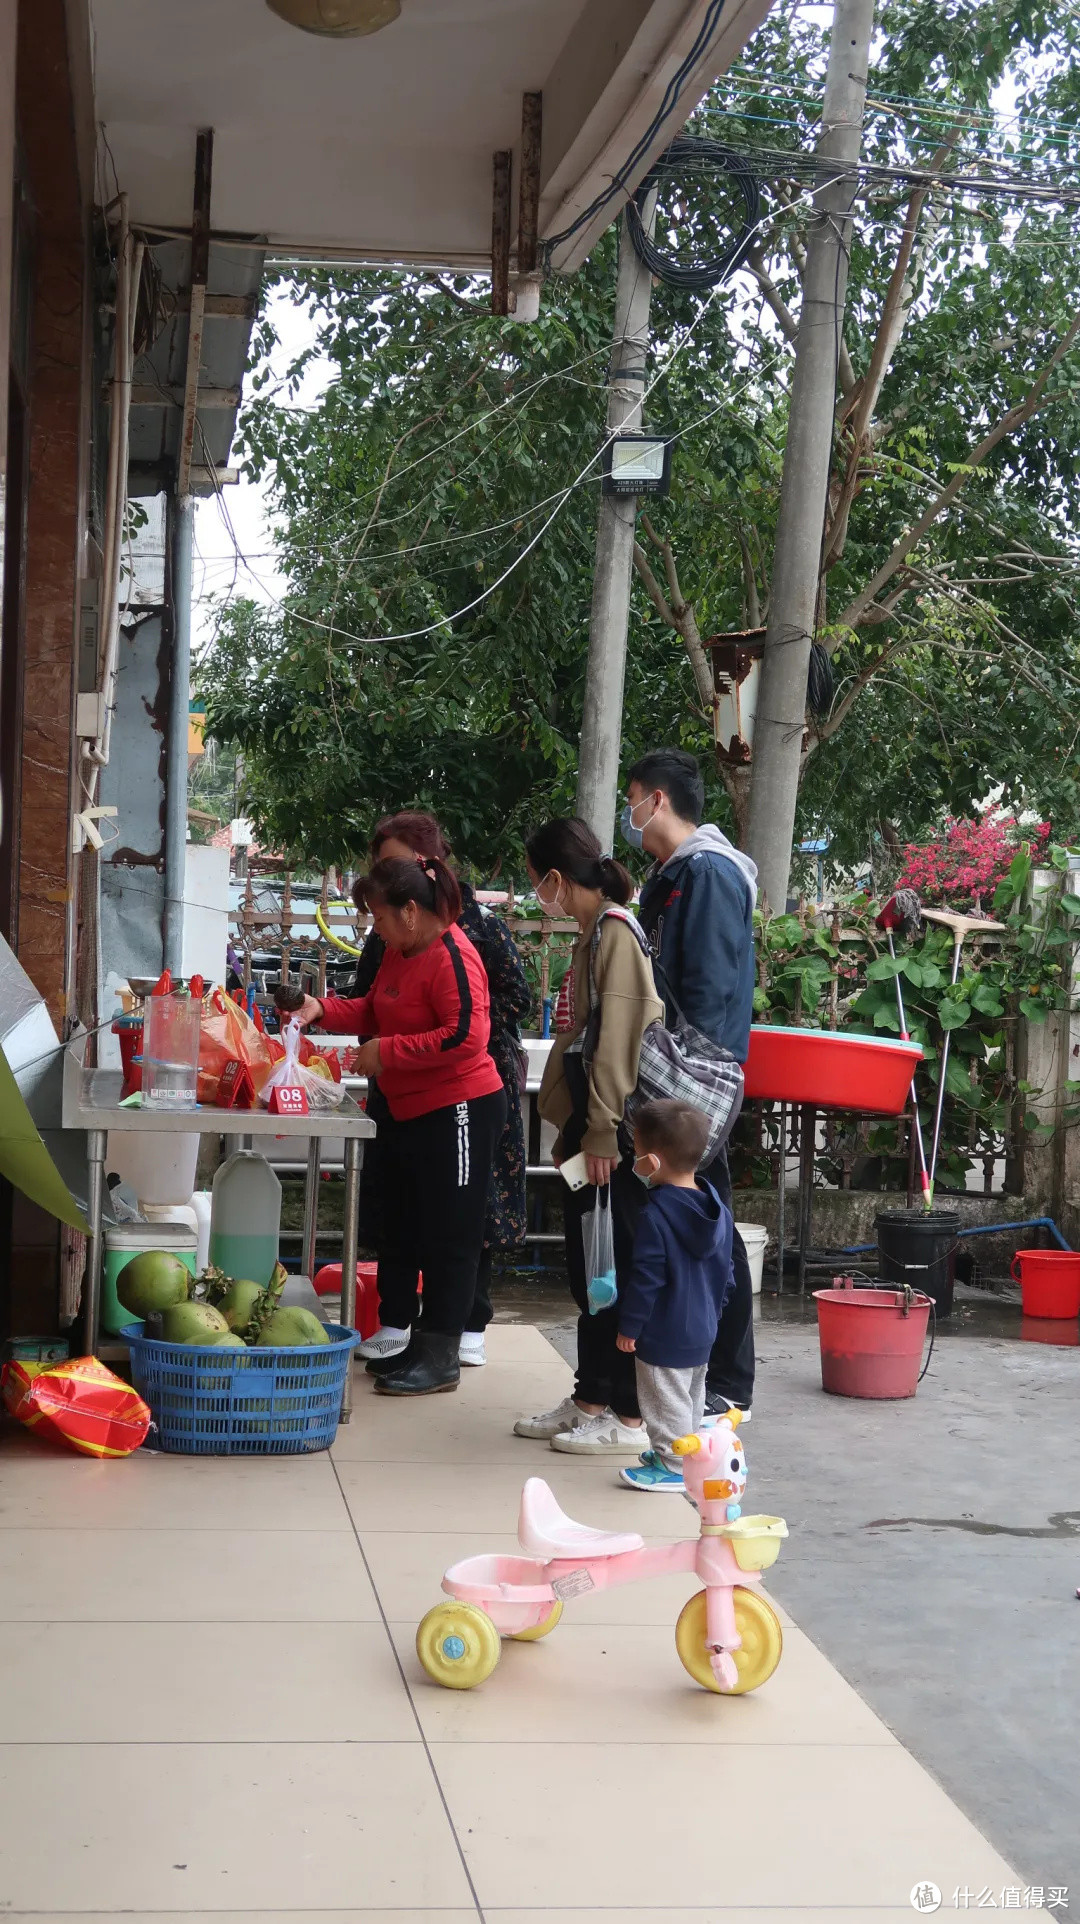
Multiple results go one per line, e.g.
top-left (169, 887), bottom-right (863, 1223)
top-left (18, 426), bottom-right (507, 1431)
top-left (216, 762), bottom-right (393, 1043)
top-left (583, 905), bottom-right (744, 1165)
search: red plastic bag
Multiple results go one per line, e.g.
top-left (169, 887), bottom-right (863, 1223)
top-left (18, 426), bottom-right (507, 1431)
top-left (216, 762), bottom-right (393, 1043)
top-left (198, 990), bottom-right (282, 1103)
top-left (198, 990), bottom-right (342, 1103)
top-left (2, 1357), bottom-right (151, 1457)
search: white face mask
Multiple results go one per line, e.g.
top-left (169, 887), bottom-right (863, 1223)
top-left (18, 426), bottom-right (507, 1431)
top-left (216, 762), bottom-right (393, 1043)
top-left (535, 875), bottom-right (564, 916)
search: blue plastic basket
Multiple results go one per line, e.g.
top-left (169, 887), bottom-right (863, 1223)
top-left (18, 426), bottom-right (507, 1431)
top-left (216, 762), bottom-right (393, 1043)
top-left (123, 1323), bottom-right (361, 1455)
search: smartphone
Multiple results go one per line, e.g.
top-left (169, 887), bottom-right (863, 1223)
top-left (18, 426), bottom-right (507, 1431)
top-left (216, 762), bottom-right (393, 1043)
top-left (559, 1151), bottom-right (590, 1192)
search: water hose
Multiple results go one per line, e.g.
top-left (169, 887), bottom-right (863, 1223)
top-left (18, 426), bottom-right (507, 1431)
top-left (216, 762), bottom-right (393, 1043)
top-left (843, 1216), bottom-right (1072, 1255)
top-left (315, 902), bottom-right (362, 957)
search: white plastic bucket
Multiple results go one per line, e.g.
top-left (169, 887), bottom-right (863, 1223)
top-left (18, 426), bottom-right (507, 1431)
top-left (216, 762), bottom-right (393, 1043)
top-left (735, 1221), bottom-right (769, 1296)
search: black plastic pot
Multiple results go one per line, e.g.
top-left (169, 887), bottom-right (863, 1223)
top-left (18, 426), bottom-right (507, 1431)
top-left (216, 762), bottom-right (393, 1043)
top-left (875, 1208), bottom-right (960, 1318)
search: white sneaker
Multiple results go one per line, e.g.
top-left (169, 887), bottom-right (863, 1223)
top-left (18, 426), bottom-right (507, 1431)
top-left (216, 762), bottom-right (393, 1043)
top-left (356, 1324), bottom-right (410, 1362)
top-left (458, 1332), bottom-right (486, 1367)
top-left (514, 1393), bottom-right (586, 1441)
top-left (550, 1410), bottom-right (650, 1458)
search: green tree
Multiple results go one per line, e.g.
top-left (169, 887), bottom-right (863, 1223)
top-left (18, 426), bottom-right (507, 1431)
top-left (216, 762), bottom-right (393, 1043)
top-left (202, 0), bottom-right (1080, 876)
top-left (202, 241), bottom-right (758, 869)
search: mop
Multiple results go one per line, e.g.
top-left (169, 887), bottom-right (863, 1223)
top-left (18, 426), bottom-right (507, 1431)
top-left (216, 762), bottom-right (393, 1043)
top-left (921, 907), bottom-right (1006, 1202)
top-left (875, 891), bottom-right (932, 1208)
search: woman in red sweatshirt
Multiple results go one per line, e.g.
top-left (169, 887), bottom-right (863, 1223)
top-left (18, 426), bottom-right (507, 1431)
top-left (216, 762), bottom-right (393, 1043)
top-left (297, 856), bottom-right (506, 1395)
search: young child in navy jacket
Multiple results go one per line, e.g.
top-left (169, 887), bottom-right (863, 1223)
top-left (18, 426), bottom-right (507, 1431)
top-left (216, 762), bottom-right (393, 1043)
top-left (616, 1098), bottom-right (735, 1492)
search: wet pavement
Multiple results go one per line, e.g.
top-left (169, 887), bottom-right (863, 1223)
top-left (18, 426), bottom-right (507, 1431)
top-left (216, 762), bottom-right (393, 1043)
top-left (494, 1265), bottom-right (1080, 1347)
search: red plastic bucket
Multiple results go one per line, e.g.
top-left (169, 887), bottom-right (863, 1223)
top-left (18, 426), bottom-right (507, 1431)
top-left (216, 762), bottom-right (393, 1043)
top-left (112, 1017), bottom-right (143, 1084)
top-left (1010, 1250), bottom-right (1080, 1320)
top-left (814, 1281), bottom-right (932, 1399)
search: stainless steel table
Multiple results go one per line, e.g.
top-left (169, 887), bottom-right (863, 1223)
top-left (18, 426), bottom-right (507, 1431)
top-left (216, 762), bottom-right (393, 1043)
top-left (62, 1035), bottom-right (376, 1417)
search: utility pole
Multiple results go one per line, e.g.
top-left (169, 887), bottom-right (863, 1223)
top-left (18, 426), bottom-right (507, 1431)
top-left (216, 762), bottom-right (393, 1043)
top-left (164, 128), bottom-right (212, 975)
top-left (163, 491), bottom-right (194, 976)
top-left (745, 0), bottom-right (875, 911)
top-left (576, 194), bottom-right (657, 852)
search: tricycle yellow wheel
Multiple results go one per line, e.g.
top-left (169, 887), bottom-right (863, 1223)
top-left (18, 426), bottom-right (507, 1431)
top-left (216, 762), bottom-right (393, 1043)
top-left (509, 1599), bottom-right (564, 1642)
top-left (416, 1602), bottom-right (502, 1690)
top-left (675, 1587), bottom-right (783, 1695)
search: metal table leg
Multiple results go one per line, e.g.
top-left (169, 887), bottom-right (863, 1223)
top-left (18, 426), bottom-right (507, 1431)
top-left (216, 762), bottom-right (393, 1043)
top-left (339, 1137), bottom-right (362, 1421)
top-left (301, 1137), bottom-right (322, 1281)
top-left (84, 1128), bottom-right (107, 1356)
top-left (797, 1103), bottom-right (815, 1294)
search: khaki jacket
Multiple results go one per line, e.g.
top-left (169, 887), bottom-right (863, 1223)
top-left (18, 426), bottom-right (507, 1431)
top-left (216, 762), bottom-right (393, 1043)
top-left (538, 908), bottom-right (663, 1160)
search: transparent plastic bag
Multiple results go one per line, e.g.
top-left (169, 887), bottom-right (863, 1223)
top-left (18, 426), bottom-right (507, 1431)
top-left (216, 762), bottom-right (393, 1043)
top-left (260, 1016), bottom-right (345, 1111)
top-left (583, 1192), bottom-right (617, 1315)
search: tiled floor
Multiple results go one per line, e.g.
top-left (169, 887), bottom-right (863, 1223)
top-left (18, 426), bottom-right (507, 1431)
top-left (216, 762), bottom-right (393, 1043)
top-left (0, 1324), bottom-right (1017, 1920)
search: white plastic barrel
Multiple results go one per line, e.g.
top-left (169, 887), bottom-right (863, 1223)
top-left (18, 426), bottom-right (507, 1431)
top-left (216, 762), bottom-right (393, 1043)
top-left (734, 1221), bottom-right (769, 1295)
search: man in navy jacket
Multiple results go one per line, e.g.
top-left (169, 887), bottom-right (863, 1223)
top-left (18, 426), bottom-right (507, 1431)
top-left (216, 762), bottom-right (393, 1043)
top-left (624, 747), bottom-right (757, 1413)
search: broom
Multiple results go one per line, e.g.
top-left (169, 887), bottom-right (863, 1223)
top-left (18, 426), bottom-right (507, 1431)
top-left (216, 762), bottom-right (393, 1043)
top-left (876, 890), bottom-right (932, 1209)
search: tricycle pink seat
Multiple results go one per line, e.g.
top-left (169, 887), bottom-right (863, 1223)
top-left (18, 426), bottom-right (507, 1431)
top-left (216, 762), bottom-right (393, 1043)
top-left (518, 1477), bottom-right (645, 1559)
top-left (416, 1413), bottom-right (789, 1697)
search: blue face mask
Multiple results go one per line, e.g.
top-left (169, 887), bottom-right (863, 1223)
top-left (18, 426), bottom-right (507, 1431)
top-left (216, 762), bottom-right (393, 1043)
top-left (619, 795), bottom-right (657, 850)
top-left (619, 803), bottom-right (644, 850)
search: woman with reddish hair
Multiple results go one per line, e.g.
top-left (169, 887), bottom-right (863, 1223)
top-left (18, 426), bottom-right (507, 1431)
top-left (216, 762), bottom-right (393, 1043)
top-left (296, 850), bottom-right (506, 1396)
top-left (344, 812), bottom-right (530, 1367)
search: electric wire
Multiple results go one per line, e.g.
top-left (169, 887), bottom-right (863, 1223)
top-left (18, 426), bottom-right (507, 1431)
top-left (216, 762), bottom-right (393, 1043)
top-left (543, 0), bottom-right (731, 257)
top-left (241, 164), bottom-right (860, 654)
top-left (624, 135), bottom-right (762, 292)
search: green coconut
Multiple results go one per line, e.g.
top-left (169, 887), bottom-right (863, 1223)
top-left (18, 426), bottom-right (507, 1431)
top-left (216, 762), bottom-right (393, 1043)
top-left (217, 1279), bottom-right (264, 1335)
top-left (160, 1301), bottom-right (231, 1344)
top-left (116, 1250), bottom-right (190, 1319)
top-left (194, 1330), bottom-right (249, 1391)
top-left (252, 1306), bottom-right (331, 1348)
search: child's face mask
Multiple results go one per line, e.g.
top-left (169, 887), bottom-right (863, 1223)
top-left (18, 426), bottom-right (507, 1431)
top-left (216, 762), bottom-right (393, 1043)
top-left (633, 1151), bottom-right (660, 1188)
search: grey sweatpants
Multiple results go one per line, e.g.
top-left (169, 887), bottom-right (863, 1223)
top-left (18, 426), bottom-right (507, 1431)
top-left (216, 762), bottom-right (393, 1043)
top-left (635, 1361), bottom-right (708, 1472)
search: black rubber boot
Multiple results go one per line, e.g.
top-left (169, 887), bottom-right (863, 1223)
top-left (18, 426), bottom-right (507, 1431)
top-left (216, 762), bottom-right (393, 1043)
top-left (366, 1337), bottom-right (416, 1378)
top-left (374, 1329), bottom-right (460, 1396)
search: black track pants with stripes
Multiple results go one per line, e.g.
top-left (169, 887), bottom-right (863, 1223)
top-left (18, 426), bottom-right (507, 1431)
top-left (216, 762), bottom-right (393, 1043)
top-left (376, 1090), bottom-right (508, 1336)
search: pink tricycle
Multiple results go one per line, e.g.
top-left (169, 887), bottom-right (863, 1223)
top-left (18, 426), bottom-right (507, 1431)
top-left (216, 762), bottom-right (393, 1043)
top-left (416, 1413), bottom-right (788, 1695)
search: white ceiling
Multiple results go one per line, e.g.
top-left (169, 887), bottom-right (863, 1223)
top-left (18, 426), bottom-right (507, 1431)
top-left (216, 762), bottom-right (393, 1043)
top-left (90, 0), bottom-right (773, 271)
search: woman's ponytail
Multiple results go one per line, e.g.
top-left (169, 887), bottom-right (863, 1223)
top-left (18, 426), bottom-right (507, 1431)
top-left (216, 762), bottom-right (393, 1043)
top-left (354, 856), bottom-right (462, 926)
top-left (597, 855), bottom-right (633, 906)
top-left (526, 817), bottom-right (633, 902)
top-left (423, 856), bottom-right (463, 926)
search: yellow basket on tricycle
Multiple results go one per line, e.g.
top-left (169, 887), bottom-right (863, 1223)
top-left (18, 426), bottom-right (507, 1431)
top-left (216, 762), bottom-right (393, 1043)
top-left (717, 1514), bottom-right (788, 1572)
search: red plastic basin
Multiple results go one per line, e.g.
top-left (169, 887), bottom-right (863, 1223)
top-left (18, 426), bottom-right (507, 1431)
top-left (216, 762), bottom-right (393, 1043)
top-left (744, 1025), bottom-right (922, 1115)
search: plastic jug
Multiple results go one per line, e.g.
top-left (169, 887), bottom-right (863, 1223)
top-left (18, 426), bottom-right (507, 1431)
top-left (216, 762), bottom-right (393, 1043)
top-left (209, 1150), bottom-right (281, 1285)
top-left (142, 990), bottom-right (202, 1111)
top-left (140, 1198), bottom-right (211, 1274)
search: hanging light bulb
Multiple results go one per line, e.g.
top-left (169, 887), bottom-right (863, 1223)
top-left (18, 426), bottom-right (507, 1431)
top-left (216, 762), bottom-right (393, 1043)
top-left (265, 0), bottom-right (400, 36)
